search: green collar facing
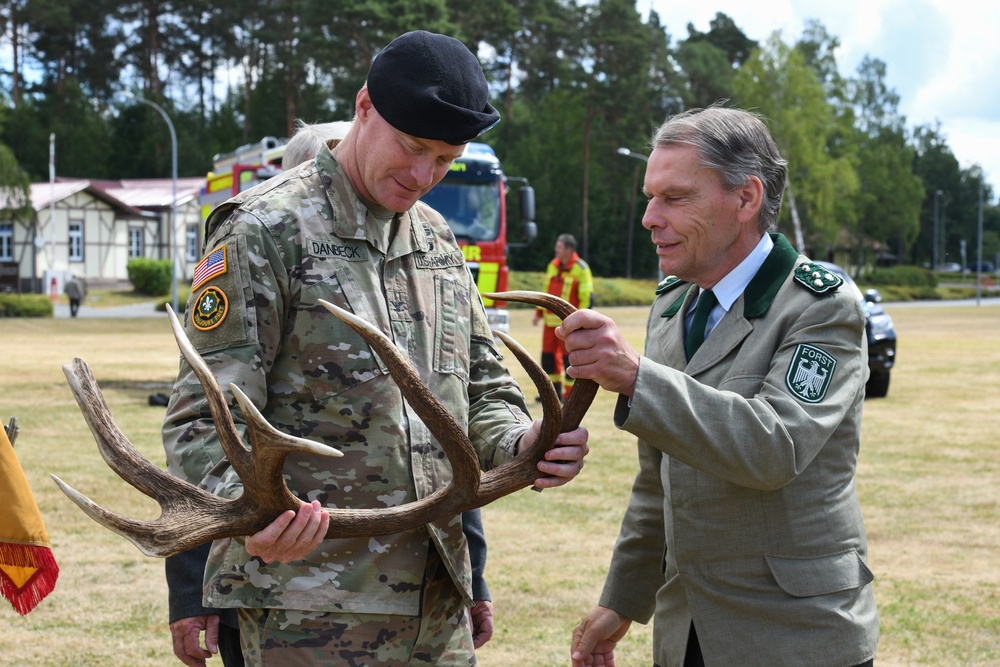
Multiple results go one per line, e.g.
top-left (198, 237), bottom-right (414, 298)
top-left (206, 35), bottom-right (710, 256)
top-left (659, 233), bottom-right (799, 320)
top-left (742, 233), bottom-right (799, 318)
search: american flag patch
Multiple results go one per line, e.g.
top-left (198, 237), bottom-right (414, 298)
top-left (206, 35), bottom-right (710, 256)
top-left (191, 246), bottom-right (227, 290)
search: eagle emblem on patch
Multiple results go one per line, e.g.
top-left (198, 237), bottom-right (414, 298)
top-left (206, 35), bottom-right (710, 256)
top-left (192, 286), bottom-right (228, 331)
top-left (786, 344), bottom-right (837, 403)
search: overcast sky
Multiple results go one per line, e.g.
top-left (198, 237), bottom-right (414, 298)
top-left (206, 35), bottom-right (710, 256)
top-left (642, 0), bottom-right (999, 195)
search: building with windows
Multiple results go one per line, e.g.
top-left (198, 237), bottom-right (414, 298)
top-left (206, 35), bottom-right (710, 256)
top-left (0, 177), bottom-right (204, 294)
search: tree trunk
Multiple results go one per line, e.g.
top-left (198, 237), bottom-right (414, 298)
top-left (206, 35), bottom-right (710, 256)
top-left (10, 10), bottom-right (21, 107)
top-left (784, 174), bottom-right (806, 254)
top-left (580, 101), bottom-right (593, 261)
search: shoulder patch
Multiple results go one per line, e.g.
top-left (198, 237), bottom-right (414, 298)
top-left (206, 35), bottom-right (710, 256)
top-left (192, 286), bottom-right (229, 331)
top-left (786, 343), bottom-right (837, 403)
top-left (655, 275), bottom-right (687, 295)
top-left (191, 246), bottom-right (227, 291)
top-left (793, 262), bottom-right (842, 295)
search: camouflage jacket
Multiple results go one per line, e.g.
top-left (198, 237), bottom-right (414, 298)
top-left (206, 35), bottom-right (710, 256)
top-left (162, 145), bottom-right (532, 615)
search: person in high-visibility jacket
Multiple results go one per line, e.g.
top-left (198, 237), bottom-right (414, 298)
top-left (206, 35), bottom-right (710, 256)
top-left (533, 233), bottom-right (594, 400)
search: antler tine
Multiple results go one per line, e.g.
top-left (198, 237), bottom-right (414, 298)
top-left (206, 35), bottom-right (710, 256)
top-left (474, 329), bottom-right (563, 503)
top-left (484, 291), bottom-right (600, 432)
top-left (229, 383), bottom-right (344, 513)
top-left (57, 357), bottom-right (260, 557)
top-left (63, 358), bottom-right (173, 499)
top-left (49, 473), bottom-right (236, 558)
top-left (166, 306), bottom-right (253, 476)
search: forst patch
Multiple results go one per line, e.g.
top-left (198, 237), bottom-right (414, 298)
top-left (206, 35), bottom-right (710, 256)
top-left (786, 343), bottom-right (837, 403)
top-left (192, 286), bottom-right (229, 331)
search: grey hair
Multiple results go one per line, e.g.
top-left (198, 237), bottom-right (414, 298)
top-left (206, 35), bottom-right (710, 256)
top-left (281, 120), bottom-right (353, 169)
top-left (556, 233), bottom-right (577, 251)
top-left (651, 105), bottom-right (787, 233)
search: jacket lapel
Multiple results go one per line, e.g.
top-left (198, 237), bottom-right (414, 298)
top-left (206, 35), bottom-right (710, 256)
top-left (656, 234), bottom-right (801, 375)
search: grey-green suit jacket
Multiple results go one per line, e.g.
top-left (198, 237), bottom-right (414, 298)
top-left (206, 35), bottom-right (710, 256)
top-left (600, 235), bottom-right (879, 666)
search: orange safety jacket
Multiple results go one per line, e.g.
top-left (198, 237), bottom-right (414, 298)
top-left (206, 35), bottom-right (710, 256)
top-left (536, 252), bottom-right (593, 327)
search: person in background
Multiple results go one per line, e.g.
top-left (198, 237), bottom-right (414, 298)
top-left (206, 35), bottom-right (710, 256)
top-left (565, 105), bottom-right (878, 667)
top-left (279, 120), bottom-right (354, 171)
top-left (164, 30), bottom-right (588, 666)
top-left (533, 233), bottom-right (593, 401)
top-left (65, 274), bottom-right (86, 317)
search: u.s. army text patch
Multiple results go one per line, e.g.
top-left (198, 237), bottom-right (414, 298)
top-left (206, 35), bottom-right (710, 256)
top-left (786, 343), bottom-right (836, 403)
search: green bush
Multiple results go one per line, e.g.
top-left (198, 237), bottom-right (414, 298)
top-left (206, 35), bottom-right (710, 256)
top-left (0, 293), bottom-right (54, 317)
top-left (156, 285), bottom-right (191, 314)
top-left (127, 258), bottom-right (172, 296)
top-left (506, 272), bottom-right (658, 308)
top-left (865, 265), bottom-right (937, 289)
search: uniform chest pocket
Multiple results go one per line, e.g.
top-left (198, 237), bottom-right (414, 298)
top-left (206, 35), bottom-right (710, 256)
top-left (433, 272), bottom-right (471, 382)
top-left (291, 269), bottom-right (388, 401)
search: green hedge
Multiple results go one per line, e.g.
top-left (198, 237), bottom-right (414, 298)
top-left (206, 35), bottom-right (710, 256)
top-left (127, 258), bottom-right (172, 296)
top-left (865, 265), bottom-right (937, 289)
top-left (156, 286), bottom-right (191, 314)
top-left (506, 272), bottom-right (659, 308)
top-left (0, 293), bottom-right (54, 317)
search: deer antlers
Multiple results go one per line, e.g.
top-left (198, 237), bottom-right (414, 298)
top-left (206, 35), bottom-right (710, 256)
top-left (51, 291), bottom-right (596, 558)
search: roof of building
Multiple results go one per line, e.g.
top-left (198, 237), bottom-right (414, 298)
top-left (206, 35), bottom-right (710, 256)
top-left (27, 179), bottom-right (138, 214)
top-left (88, 178), bottom-right (205, 209)
top-left (7, 177), bottom-right (206, 216)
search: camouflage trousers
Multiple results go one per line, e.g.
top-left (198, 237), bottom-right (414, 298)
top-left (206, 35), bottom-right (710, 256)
top-left (236, 548), bottom-right (476, 666)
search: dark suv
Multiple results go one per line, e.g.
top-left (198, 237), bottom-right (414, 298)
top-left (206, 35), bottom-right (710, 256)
top-left (815, 261), bottom-right (897, 398)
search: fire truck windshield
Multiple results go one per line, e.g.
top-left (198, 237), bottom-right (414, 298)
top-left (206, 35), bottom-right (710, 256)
top-left (421, 145), bottom-right (503, 243)
top-left (421, 180), bottom-right (501, 242)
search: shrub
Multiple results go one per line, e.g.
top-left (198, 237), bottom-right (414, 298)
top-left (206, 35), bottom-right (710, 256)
top-left (127, 258), bottom-right (172, 296)
top-left (0, 293), bottom-right (54, 317)
top-left (506, 272), bottom-right (658, 308)
top-left (865, 265), bottom-right (937, 289)
top-left (156, 285), bottom-right (191, 314)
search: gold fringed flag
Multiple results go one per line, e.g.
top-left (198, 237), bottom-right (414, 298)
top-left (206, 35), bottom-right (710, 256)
top-left (0, 423), bottom-right (58, 615)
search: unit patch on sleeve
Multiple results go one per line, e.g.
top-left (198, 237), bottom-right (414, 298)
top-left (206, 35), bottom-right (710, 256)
top-left (192, 286), bottom-right (229, 331)
top-left (786, 343), bottom-right (837, 403)
top-left (191, 246), bottom-right (227, 291)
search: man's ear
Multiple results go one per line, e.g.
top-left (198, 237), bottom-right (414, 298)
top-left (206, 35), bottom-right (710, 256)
top-left (736, 175), bottom-right (764, 224)
top-left (356, 86), bottom-right (374, 123)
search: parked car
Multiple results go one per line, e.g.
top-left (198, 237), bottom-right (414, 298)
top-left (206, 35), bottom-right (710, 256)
top-left (815, 261), bottom-right (897, 398)
top-left (935, 262), bottom-right (963, 273)
top-left (966, 261), bottom-right (995, 273)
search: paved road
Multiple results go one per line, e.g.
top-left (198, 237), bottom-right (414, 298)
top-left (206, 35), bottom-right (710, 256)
top-left (882, 296), bottom-right (1000, 309)
top-left (54, 300), bottom-right (166, 319)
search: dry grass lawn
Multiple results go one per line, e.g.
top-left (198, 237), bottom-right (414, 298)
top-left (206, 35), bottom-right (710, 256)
top-left (1, 302), bottom-right (998, 665)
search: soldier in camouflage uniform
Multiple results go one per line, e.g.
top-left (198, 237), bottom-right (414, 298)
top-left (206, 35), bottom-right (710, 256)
top-left (162, 30), bottom-right (589, 667)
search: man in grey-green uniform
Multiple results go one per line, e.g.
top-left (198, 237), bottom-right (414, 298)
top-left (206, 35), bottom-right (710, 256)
top-left (564, 106), bottom-right (878, 667)
top-left (163, 30), bottom-right (589, 667)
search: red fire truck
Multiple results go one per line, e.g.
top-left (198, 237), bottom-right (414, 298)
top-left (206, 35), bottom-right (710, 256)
top-left (200, 139), bottom-right (536, 332)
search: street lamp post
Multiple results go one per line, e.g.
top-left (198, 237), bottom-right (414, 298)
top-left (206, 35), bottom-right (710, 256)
top-left (124, 92), bottom-right (178, 313)
top-left (616, 147), bottom-right (648, 279)
top-left (941, 198), bottom-right (949, 270)
top-left (932, 189), bottom-right (942, 270)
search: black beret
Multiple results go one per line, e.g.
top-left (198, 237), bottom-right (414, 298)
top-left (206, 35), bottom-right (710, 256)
top-left (367, 31), bottom-right (500, 145)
